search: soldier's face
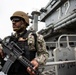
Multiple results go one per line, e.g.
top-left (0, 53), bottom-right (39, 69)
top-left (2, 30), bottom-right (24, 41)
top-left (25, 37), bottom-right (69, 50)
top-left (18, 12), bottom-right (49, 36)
top-left (11, 17), bottom-right (26, 32)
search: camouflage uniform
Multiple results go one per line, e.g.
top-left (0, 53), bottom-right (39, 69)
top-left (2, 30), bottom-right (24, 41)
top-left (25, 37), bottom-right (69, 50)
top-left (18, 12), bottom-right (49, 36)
top-left (13, 31), bottom-right (49, 65)
top-left (27, 32), bottom-right (49, 65)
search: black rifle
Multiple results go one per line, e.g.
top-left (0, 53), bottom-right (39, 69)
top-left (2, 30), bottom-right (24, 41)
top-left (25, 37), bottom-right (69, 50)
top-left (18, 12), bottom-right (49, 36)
top-left (0, 38), bottom-right (40, 75)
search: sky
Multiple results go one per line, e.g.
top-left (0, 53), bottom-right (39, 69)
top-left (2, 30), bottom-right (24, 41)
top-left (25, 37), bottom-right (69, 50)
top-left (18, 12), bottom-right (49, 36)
top-left (0, 0), bottom-right (49, 39)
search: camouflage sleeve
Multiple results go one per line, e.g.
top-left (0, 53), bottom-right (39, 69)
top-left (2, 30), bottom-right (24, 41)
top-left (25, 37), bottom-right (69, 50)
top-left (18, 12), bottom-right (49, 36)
top-left (28, 33), bottom-right (49, 65)
top-left (34, 34), bottom-right (49, 65)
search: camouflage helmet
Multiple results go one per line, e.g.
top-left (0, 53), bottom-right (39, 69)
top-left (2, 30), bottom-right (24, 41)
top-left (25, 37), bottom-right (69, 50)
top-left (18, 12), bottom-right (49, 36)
top-left (10, 11), bottom-right (29, 25)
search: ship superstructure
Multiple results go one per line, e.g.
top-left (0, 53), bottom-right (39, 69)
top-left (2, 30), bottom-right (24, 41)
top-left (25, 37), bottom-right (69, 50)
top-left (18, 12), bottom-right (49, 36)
top-left (36, 0), bottom-right (76, 75)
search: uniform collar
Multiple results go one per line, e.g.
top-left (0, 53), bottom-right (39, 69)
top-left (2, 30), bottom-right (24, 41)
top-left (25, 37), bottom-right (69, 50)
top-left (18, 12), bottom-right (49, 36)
top-left (15, 30), bottom-right (27, 37)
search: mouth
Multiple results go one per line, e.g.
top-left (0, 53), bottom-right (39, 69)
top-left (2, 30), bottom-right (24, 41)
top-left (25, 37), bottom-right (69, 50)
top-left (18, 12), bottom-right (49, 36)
top-left (13, 28), bottom-right (19, 31)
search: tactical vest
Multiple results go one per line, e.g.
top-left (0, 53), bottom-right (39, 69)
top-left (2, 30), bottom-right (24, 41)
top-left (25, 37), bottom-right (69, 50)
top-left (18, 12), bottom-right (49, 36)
top-left (4, 30), bottom-right (37, 75)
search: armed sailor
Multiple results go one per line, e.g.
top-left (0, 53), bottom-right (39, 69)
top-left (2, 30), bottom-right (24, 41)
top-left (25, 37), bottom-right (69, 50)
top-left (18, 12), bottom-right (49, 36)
top-left (0, 11), bottom-right (49, 75)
